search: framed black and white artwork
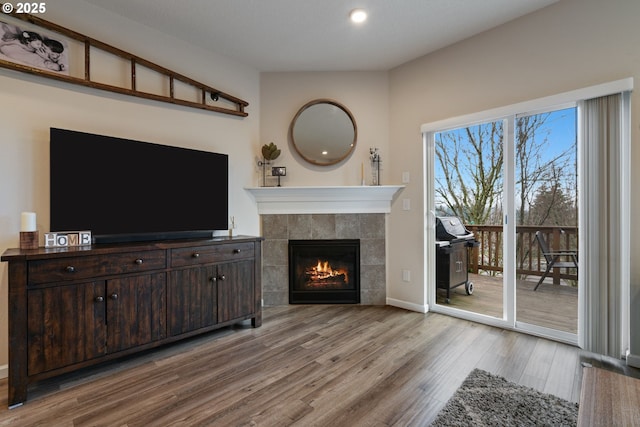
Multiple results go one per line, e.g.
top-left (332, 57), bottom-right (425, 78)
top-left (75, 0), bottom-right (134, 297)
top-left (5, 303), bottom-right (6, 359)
top-left (0, 18), bottom-right (69, 74)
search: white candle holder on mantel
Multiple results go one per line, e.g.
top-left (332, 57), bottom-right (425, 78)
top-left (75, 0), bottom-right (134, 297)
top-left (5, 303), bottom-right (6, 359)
top-left (370, 147), bottom-right (381, 186)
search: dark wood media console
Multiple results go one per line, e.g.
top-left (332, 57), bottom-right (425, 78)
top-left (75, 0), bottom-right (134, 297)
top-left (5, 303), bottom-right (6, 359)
top-left (1, 235), bottom-right (263, 408)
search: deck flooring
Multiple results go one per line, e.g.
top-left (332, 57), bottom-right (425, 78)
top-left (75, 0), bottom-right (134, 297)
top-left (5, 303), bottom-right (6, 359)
top-left (436, 273), bottom-right (578, 334)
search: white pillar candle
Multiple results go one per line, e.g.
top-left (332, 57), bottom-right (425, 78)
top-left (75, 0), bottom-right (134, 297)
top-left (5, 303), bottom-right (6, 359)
top-left (21, 212), bottom-right (37, 232)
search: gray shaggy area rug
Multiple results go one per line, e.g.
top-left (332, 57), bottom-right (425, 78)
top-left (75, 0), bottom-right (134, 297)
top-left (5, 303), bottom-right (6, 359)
top-left (431, 369), bottom-right (579, 426)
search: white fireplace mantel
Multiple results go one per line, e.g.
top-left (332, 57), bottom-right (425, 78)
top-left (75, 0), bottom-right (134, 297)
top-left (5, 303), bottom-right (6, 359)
top-left (245, 185), bottom-right (404, 214)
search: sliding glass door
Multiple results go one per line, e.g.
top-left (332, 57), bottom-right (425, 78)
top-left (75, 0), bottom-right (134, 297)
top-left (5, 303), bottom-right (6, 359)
top-left (433, 121), bottom-right (505, 320)
top-left (427, 106), bottom-right (579, 342)
top-left (514, 108), bottom-right (578, 336)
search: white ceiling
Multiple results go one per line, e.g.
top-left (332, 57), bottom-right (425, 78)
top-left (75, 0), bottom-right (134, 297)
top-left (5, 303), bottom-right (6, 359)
top-left (82, 0), bottom-right (558, 72)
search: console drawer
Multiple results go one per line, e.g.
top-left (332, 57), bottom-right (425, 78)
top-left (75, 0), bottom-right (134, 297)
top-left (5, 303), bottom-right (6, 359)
top-left (28, 250), bottom-right (167, 285)
top-left (171, 242), bottom-right (254, 267)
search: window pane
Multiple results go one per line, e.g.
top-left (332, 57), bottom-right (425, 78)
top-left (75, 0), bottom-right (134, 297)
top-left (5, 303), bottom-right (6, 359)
top-left (515, 107), bottom-right (578, 334)
top-left (434, 121), bottom-right (504, 316)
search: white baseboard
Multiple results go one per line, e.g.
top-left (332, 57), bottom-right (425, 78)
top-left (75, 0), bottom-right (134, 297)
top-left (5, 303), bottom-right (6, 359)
top-left (0, 364), bottom-right (7, 380)
top-left (626, 353), bottom-right (640, 368)
top-left (386, 298), bottom-right (428, 313)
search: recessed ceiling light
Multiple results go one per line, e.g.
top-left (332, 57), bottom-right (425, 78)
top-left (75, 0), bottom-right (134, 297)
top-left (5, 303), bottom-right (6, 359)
top-left (350, 8), bottom-right (367, 24)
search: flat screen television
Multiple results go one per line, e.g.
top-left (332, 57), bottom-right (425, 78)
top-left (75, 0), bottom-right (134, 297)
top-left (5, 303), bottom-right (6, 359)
top-left (50, 128), bottom-right (228, 244)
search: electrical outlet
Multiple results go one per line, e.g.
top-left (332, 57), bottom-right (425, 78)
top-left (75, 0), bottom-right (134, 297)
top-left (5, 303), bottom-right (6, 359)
top-left (402, 198), bottom-right (411, 211)
top-left (402, 171), bottom-right (410, 183)
top-left (402, 270), bottom-right (411, 282)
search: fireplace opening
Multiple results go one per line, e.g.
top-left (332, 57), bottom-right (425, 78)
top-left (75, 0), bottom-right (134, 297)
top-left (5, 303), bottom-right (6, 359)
top-left (289, 239), bottom-right (360, 304)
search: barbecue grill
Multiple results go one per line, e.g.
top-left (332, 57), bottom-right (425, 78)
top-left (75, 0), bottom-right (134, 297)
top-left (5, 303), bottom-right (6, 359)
top-left (435, 216), bottom-right (479, 303)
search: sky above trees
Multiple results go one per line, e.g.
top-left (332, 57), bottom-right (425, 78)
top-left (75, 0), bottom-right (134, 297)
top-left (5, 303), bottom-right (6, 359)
top-left (435, 107), bottom-right (577, 227)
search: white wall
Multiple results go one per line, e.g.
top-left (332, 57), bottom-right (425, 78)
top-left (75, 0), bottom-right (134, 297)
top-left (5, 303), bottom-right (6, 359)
top-left (387, 0), bottom-right (640, 357)
top-left (259, 72), bottom-right (390, 187)
top-left (2, 0), bottom-right (640, 374)
top-left (0, 0), bottom-right (260, 369)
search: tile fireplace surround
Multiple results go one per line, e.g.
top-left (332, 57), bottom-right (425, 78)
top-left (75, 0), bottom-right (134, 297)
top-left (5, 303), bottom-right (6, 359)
top-left (247, 186), bottom-right (404, 306)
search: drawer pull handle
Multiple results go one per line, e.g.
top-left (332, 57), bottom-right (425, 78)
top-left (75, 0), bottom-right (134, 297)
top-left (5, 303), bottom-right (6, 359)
top-left (218, 274), bottom-right (226, 281)
top-left (110, 293), bottom-right (118, 300)
top-left (95, 296), bottom-right (104, 302)
top-left (135, 258), bottom-right (143, 265)
top-left (210, 276), bottom-right (217, 282)
top-left (65, 266), bottom-right (76, 273)
top-left (192, 253), bottom-right (200, 258)
top-left (233, 249), bottom-right (241, 254)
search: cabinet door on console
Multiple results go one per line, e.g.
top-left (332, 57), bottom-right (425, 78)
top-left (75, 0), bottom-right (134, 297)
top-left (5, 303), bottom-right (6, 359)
top-left (217, 260), bottom-right (255, 323)
top-left (168, 266), bottom-right (218, 336)
top-left (106, 273), bottom-right (167, 353)
top-left (27, 281), bottom-right (107, 375)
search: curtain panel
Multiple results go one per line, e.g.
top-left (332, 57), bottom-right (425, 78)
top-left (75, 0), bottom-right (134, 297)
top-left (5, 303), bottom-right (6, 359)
top-left (579, 92), bottom-right (631, 357)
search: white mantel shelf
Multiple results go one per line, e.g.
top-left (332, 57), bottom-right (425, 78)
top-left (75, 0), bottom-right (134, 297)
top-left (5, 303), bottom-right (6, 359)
top-left (245, 185), bottom-right (405, 215)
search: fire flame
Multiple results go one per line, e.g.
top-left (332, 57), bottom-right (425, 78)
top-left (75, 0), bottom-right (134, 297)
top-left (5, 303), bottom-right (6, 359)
top-left (311, 259), bottom-right (349, 283)
top-left (316, 260), bottom-right (330, 274)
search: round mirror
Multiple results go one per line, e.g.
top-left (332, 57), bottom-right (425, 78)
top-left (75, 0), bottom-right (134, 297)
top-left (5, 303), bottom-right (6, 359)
top-left (290, 99), bottom-right (357, 166)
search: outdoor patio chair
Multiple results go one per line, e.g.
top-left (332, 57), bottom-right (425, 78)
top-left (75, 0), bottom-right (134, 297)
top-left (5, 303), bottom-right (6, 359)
top-left (534, 231), bottom-right (578, 291)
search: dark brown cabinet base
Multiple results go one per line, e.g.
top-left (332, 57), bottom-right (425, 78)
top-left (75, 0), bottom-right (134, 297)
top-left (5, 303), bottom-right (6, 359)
top-left (1, 236), bottom-right (262, 408)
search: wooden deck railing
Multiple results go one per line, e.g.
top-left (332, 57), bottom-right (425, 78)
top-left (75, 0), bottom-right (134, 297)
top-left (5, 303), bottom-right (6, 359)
top-left (465, 225), bottom-right (578, 285)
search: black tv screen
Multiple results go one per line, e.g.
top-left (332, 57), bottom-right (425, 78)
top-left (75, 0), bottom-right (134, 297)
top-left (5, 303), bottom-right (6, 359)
top-left (50, 128), bottom-right (228, 243)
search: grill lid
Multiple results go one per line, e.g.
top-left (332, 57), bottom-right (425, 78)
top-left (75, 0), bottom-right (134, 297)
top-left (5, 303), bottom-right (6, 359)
top-left (436, 216), bottom-right (474, 241)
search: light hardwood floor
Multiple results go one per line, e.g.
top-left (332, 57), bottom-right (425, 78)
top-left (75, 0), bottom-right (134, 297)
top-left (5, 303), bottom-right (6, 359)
top-left (0, 305), bottom-right (636, 426)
